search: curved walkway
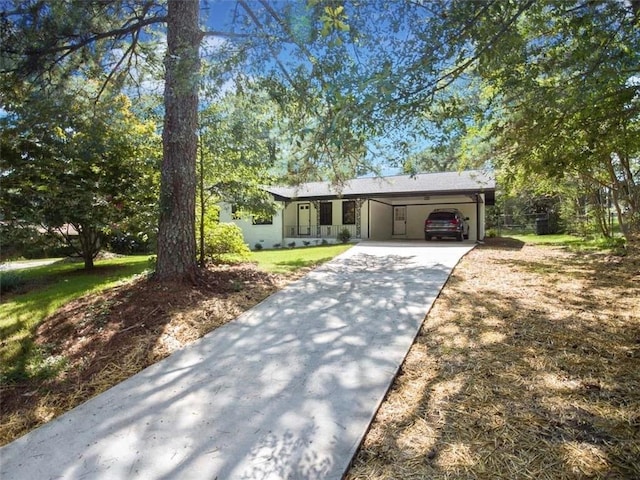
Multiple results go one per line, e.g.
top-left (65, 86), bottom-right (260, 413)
top-left (0, 241), bottom-right (474, 480)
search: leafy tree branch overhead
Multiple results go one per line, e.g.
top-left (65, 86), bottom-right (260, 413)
top-left (2, 0), bottom-right (638, 281)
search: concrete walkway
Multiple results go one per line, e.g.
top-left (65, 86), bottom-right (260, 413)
top-left (0, 241), bottom-right (474, 480)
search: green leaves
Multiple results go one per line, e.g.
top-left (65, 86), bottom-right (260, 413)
top-left (1, 80), bottom-right (161, 265)
top-left (319, 5), bottom-right (350, 40)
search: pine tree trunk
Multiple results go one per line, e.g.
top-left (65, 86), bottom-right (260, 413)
top-left (155, 0), bottom-right (201, 282)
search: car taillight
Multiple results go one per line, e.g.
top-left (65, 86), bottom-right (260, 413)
top-left (450, 218), bottom-right (459, 225)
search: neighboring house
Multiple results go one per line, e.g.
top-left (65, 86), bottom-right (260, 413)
top-left (220, 170), bottom-right (496, 249)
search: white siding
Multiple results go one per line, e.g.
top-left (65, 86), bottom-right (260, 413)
top-left (220, 191), bottom-right (488, 247)
top-left (219, 202), bottom-right (284, 249)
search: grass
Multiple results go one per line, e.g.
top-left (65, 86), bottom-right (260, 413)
top-left (250, 243), bottom-right (353, 273)
top-left (0, 255), bottom-right (152, 382)
top-left (509, 233), bottom-right (627, 253)
top-left (510, 233), bottom-right (584, 245)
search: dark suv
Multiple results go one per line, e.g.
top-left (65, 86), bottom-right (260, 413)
top-left (424, 208), bottom-right (470, 241)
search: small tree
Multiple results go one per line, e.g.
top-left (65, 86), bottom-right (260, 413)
top-left (196, 88), bottom-right (278, 266)
top-left (0, 83), bottom-right (160, 269)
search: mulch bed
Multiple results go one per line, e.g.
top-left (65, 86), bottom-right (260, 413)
top-left (345, 239), bottom-right (640, 479)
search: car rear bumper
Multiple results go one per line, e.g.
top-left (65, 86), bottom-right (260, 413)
top-left (425, 228), bottom-right (461, 237)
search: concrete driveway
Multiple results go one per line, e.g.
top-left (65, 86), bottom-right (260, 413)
top-left (0, 241), bottom-right (474, 480)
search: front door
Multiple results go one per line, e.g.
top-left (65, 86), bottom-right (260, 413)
top-left (298, 203), bottom-right (311, 235)
top-left (393, 205), bottom-right (407, 235)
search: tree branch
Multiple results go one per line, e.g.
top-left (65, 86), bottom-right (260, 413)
top-left (202, 30), bottom-right (251, 39)
top-left (236, 0), bottom-right (296, 88)
top-left (392, 0), bottom-right (536, 107)
top-left (20, 15), bottom-right (166, 58)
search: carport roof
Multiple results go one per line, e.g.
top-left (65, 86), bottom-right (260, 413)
top-left (266, 170), bottom-right (496, 204)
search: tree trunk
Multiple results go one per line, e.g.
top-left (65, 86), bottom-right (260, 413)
top-left (155, 0), bottom-right (201, 282)
top-left (83, 248), bottom-right (95, 270)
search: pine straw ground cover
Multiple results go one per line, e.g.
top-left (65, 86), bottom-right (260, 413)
top-left (346, 238), bottom-right (640, 480)
top-left (0, 264), bottom-right (295, 445)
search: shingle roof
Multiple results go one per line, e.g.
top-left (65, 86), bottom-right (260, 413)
top-left (265, 170), bottom-right (495, 200)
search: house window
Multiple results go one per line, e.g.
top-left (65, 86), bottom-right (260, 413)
top-left (319, 202), bottom-right (332, 225)
top-left (252, 215), bottom-right (273, 225)
top-left (231, 205), bottom-right (241, 220)
top-left (342, 200), bottom-right (356, 225)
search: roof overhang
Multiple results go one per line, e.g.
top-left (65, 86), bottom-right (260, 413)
top-left (269, 188), bottom-right (496, 205)
top-left (265, 170), bottom-right (496, 206)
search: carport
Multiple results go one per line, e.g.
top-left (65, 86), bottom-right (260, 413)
top-left (363, 171), bottom-right (495, 242)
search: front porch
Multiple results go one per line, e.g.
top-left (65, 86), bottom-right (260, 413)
top-left (283, 224), bottom-right (360, 240)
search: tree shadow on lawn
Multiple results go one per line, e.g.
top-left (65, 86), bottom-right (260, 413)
top-left (480, 236), bottom-right (525, 251)
top-left (346, 242), bottom-right (640, 479)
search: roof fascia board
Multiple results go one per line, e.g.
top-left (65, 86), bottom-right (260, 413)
top-left (272, 188), bottom-right (495, 202)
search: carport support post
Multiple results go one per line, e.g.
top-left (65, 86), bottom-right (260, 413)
top-left (367, 199), bottom-right (370, 239)
top-left (476, 193), bottom-right (481, 242)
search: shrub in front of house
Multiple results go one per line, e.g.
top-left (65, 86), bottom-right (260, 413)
top-left (204, 223), bottom-right (250, 264)
top-left (337, 228), bottom-right (352, 244)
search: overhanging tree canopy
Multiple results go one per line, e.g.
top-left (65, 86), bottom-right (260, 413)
top-left (3, 0), bottom-right (638, 280)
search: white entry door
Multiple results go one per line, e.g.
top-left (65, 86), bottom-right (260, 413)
top-left (393, 206), bottom-right (407, 235)
top-left (298, 203), bottom-right (311, 235)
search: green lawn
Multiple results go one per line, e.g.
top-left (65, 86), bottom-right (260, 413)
top-left (509, 233), bottom-right (585, 246)
top-left (250, 243), bottom-right (353, 273)
top-left (509, 233), bottom-right (626, 252)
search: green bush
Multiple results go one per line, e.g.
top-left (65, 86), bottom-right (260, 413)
top-left (204, 222), bottom-right (250, 263)
top-left (0, 223), bottom-right (69, 261)
top-left (0, 271), bottom-right (26, 294)
top-left (108, 230), bottom-right (155, 255)
top-left (337, 228), bottom-right (352, 244)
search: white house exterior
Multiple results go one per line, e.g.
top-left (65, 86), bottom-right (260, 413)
top-left (220, 170), bottom-right (496, 249)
